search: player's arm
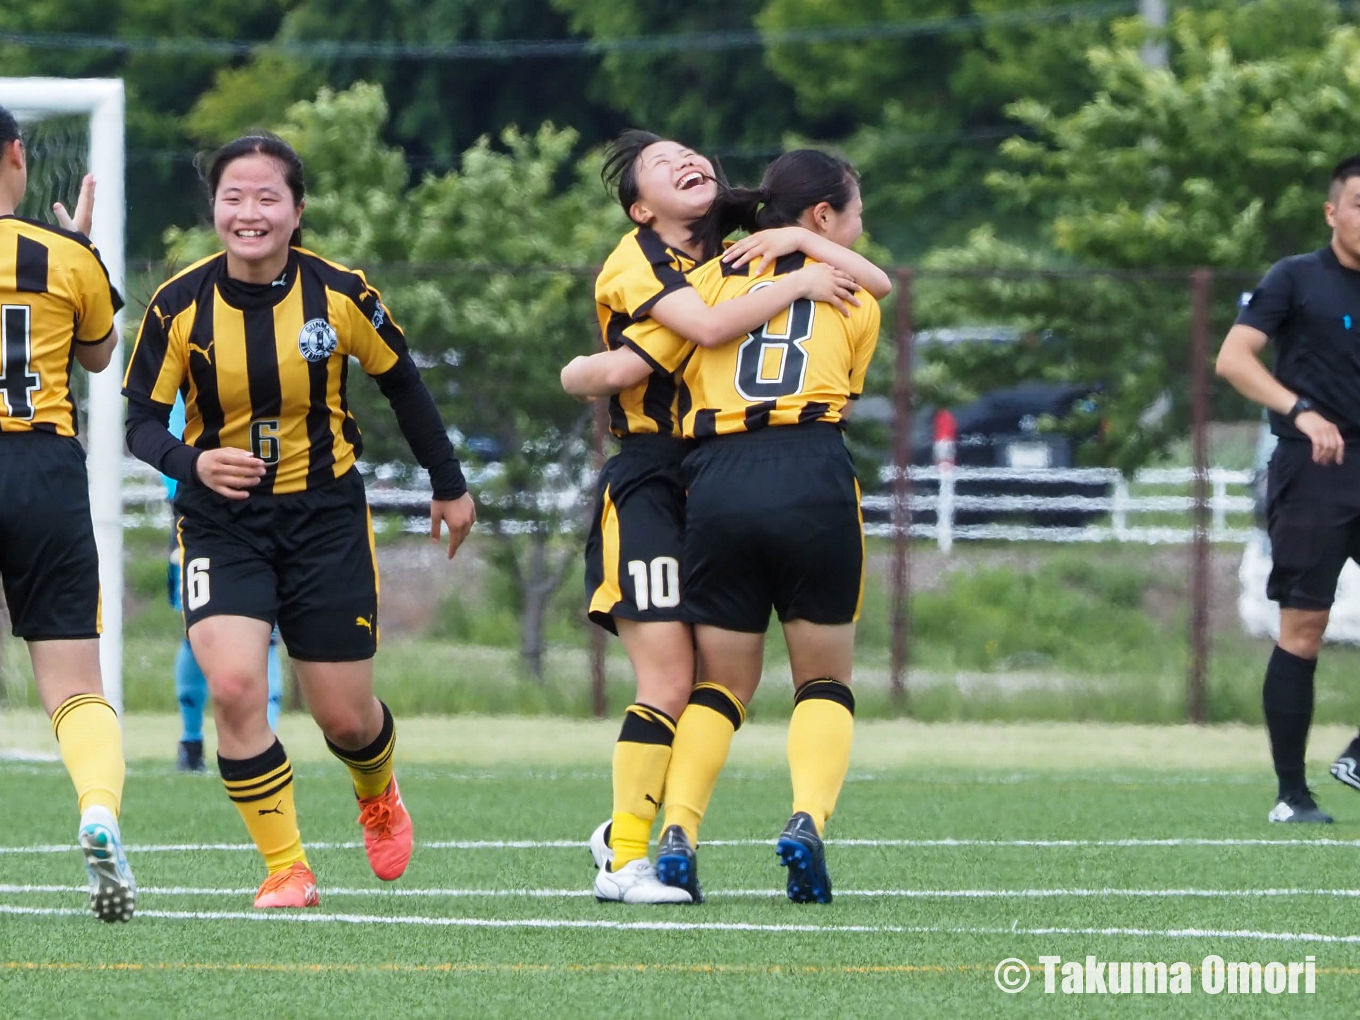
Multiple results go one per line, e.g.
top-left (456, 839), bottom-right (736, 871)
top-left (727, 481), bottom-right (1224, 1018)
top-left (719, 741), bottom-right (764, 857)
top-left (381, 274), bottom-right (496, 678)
top-left (345, 283), bottom-right (476, 557)
top-left (561, 346), bottom-right (652, 398)
top-left (842, 302), bottom-right (883, 421)
top-left (721, 227), bottom-right (893, 299)
top-left (650, 262), bottom-right (860, 347)
top-left (73, 327), bottom-right (117, 373)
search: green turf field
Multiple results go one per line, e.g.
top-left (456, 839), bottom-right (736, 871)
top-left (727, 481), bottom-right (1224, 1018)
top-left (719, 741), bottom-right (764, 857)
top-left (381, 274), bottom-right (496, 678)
top-left (2, 715), bottom-right (1359, 1018)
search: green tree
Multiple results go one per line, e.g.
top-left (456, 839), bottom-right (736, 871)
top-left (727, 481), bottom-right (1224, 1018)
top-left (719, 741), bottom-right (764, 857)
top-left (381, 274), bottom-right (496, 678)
top-left (166, 83), bottom-right (628, 679)
top-left (912, 0), bottom-right (1356, 468)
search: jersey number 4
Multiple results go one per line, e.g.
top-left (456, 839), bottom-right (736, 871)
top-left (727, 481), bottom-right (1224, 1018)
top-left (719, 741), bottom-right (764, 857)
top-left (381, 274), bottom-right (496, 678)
top-left (734, 289), bottom-right (815, 402)
top-left (0, 305), bottom-right (40, 420)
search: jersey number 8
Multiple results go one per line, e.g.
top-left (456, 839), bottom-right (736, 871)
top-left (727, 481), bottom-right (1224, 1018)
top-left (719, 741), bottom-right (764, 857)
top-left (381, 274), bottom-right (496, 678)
top-left (734, 288), bottom-right (815, 402)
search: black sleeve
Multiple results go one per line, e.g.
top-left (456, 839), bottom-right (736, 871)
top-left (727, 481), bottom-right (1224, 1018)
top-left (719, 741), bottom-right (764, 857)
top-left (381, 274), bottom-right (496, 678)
top-left (1235, 259), bottom-right (1294, 337)
top-left (125, 395), bottom-right (203, 487)
top-left (372, 354), bottom-right (468, 501)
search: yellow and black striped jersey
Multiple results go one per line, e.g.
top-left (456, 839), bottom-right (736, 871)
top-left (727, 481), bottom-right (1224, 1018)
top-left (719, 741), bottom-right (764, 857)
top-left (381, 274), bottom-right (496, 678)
top-left (594, 227), bottom-right (695, 438)
top-left (0, 216), bottom-right (122, 436)
top-left (632, 252), bottom-right (880, 438)
top-left (123, 248), bottom-right (409, 495)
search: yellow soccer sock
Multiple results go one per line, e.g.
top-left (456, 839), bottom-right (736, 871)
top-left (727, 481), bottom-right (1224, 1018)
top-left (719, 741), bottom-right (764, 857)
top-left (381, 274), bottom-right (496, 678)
top-left (662, 683), bottom-right (746, 847)
top-left (787, 678), bottom-right (856, 834)
top-left (611, 704), bottom-right (676, 868)
top-left (51, 694), bottom-right (124, 817)
top-left (325, 701), bottom-right (396, 800)
top-left (219, 739), bottom-right (308, 874)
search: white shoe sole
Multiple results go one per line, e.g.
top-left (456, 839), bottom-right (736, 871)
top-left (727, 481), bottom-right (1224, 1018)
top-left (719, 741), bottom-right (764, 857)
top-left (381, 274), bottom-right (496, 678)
top-left (80, 825), bottom-right (136, 923)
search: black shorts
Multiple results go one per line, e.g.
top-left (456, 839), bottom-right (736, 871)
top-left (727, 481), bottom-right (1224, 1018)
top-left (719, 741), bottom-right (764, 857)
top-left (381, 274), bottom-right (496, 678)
top-left (682, 422), bottom-right (864, 633)
top-left (0, 432), bottom-right (100, 640)
top-left (584, 435), bottom-right (689, 634)
top-left (1266, 438), bottom-right (1360, 611)
top-left (173, 468), bottom-right (378, 661)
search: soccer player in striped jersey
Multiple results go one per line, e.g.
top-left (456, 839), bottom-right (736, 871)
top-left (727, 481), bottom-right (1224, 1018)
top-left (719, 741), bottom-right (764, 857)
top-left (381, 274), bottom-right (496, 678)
top-left (562, 132), bottom-right (887, 904)
top-left (123, 133), bottom-right (476, 909)
top-left (0, 106), bottom-right (135, 922)
top-left (566, 151), bottom-right (882, 904)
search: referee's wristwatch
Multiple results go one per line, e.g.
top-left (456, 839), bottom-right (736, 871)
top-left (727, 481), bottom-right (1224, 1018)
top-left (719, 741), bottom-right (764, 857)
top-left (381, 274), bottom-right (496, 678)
top-left (1287, 397), bottom-right (1317, 423)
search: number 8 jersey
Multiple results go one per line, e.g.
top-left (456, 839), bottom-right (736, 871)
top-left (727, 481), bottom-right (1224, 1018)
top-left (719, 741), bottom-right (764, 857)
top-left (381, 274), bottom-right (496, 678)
top-left (663, 252), bottom-right (879, 438)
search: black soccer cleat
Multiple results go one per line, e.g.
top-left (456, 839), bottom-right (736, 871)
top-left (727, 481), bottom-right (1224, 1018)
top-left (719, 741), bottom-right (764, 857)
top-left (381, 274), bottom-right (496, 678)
top-left (776, 811), bottom-right (832, 903)
top-left (1268, 788), bottom-right (1333, 824)
top-left (1330, 749), bottom-right (1360, 793)
top-left (176, 739), bottom-right (206, 774)
top-left (655, 825), bottom-right (703, 904)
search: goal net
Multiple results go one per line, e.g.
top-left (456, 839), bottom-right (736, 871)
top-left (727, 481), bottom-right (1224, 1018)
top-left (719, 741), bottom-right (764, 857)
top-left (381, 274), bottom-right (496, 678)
top-left (0, 79), bottom-right (127, 714)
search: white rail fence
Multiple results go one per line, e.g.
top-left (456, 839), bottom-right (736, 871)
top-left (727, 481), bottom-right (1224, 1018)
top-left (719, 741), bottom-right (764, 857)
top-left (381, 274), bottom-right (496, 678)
top-left (121, 464), bottom-right (1257, 548)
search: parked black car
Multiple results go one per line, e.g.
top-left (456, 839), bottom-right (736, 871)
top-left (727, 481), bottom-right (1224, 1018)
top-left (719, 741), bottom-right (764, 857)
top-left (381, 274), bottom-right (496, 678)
top-left (864, 380), bottom-right (1109, 528)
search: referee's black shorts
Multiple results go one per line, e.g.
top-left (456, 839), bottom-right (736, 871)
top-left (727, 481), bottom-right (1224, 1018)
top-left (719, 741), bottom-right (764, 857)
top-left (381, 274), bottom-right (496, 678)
top-left (1265, 438), bottom-right (1360, 611)
top-left (0, 432), bottom-right (101, 640)
top-left (173, 467), bottom-right (378, 661)
top-left (584, 435), bottom-right (689, 634)
top-left (681, 422), bottom-right (864, 634)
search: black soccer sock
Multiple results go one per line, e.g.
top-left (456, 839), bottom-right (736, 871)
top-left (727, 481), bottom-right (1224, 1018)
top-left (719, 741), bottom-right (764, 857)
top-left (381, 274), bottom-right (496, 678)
top-left (1262, 645), bottom-right (1317, 798)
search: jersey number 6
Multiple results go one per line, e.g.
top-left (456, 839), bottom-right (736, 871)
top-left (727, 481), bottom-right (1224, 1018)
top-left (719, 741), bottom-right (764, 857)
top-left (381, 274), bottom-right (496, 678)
top-left (250, 419), bottom-right (281, 464)
top-left (734, 289), bottom-right (815, 402)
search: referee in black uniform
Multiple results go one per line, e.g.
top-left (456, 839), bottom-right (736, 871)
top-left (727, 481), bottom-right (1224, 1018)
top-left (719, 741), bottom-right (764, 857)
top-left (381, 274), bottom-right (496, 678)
top-left (1217, 154), bottom-right (1360, 824)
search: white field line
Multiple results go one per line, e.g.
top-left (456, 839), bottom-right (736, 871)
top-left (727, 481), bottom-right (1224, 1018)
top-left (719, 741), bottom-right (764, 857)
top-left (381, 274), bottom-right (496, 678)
top-left (5, 903), bottom-right (1360, 944)
top-left (0, 758), bottom-right (1275, 784)
top-left (3, 836), bottom-right (1360, 855)
top-left (8, 883), bottom-right (1360, 900)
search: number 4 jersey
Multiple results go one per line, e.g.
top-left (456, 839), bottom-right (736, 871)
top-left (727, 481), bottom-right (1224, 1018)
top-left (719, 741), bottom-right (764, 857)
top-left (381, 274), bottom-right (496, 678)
top-left (0, 215), bottom-right (122, 435)
top-left (628, 252), bottom-right (880, 438)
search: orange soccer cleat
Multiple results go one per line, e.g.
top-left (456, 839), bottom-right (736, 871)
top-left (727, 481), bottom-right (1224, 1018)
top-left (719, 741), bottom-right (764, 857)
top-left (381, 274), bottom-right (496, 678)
top-left (253, 861), bottom-right (320, 909)
top-left (357, 777), bottom-right (413, 881)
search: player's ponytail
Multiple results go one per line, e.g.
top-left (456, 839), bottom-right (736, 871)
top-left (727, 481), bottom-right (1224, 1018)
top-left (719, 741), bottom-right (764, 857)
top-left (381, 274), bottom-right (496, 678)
top-left (687, 184), bottom-right (764, 262)
top-left (750, 150), bottom-right (859, 230)
top-left (199, 131), bottom-right (306, 248)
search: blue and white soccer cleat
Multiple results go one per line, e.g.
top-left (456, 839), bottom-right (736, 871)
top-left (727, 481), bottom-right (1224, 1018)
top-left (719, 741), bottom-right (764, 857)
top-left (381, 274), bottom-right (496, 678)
top-left (776, 811), bottom-right (833, 903)
top-left (78, 807), bottom-right (136, 923)
top-left (655, 824), bottom-right (703, 904)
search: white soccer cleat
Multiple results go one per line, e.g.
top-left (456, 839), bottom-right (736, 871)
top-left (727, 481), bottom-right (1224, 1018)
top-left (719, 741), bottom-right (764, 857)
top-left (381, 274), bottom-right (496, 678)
top-left (594, 857), bottom-right (693, 904)
top-left (1331, 756), bottom-right (1360, 792)
top-left (78, 806), bottom-right (136, 923)
top-left (588, 818), bottom-right (613, 871)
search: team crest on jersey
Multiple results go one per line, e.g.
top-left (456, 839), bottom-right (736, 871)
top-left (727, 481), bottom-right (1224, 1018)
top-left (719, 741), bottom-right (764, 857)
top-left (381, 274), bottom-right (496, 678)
top-left (298, 318), bottom-right (339, 363)
top-left (371, 302), bottom-right (386, 330)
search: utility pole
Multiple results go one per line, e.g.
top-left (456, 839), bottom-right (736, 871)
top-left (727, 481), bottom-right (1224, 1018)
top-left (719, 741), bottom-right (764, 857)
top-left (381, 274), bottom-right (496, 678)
top-left (1141, 0), bottom-right (1168, 68)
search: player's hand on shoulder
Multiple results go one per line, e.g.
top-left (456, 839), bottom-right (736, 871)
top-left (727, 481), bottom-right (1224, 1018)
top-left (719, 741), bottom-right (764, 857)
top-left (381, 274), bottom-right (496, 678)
top-left (53, 174), bottom-right (96, 236)
top-left (431, 492), bottom-right (477, 560)
top-left (721, 226), bottom-right (808, 276)
top-left (794, 263), bottom-right (861, 316)
top-left (194, 447), bottom-right (266, 499)
top-left (1296, 410), bottom-right (1345, 465)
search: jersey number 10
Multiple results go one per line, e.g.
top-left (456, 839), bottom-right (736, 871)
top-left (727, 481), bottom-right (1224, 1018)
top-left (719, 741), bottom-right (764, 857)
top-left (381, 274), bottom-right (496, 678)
top-left (0, 305), bottom-right (40, 420)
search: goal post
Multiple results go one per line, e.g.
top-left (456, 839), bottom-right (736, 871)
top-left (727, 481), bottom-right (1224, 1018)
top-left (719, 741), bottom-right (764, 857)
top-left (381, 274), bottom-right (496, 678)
top-left (0, 78), bottom-right (126, 715)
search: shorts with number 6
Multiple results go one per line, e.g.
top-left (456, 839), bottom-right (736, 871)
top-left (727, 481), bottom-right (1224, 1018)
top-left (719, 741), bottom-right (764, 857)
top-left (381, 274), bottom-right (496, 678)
top-left (174, 467), bottom-right (379, 661)
top-left (584, 435), bottom-right (689, 634)
top-left (0, 433), bottom-right (101, 640)
top-left (681, 423), bottom-right (864, 634)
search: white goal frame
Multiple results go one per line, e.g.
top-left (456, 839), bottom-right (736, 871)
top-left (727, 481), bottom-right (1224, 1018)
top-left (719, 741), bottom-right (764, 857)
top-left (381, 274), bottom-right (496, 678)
top-left (0, 79), bottom-right (126, 715)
